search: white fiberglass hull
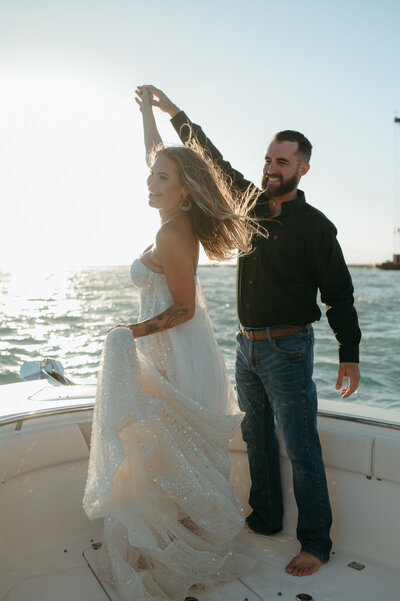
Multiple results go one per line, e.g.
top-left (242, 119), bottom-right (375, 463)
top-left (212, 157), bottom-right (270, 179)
top-left (0, 381), bottom-right (399, 601)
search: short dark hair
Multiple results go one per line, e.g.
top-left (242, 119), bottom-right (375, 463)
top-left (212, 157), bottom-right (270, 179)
top-left (272, 130), bottom-right (312, 163)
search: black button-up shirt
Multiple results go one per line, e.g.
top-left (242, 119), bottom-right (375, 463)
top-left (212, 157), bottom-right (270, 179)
top-left (171, 111), bottom-right (361, 363)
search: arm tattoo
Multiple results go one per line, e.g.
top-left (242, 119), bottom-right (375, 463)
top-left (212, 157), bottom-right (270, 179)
top-left (164, 307), bottom-right (188, 328)
top-left (142, 306), bottom-right (189, 336)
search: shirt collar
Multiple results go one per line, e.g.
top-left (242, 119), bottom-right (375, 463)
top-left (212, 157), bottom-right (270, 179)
top-left (280, 189), bottom-right (306, 215)
top-left (260, 189), bottom-right (306, 217)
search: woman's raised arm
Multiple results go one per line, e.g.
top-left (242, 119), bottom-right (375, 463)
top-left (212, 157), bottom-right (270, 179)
top-left (135, 85), bottom-right (163, 166)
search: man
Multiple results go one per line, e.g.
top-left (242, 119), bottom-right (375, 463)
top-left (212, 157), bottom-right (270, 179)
top-left (140, 85), bottom-right (361, 577)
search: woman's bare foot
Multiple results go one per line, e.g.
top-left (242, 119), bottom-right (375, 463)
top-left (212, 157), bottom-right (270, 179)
top-left (285, 551), bottom-right (324, 577)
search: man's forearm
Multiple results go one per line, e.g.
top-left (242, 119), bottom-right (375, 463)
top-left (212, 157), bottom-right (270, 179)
top-left (326, 304), bottom-right (361, 363)
top-left (170, 111), bottom-right (256, 195)
top-left (166, 103), bottom-right (180, 119)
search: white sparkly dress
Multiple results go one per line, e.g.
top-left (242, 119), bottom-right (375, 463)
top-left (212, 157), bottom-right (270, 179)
top-left (83, 259), bottom-right (255, 601)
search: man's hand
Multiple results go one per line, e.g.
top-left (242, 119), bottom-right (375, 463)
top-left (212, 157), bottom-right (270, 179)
top-left (135, 85), bottom-right (180, 118)
top-left (336, 362), bottom-right (360, 398)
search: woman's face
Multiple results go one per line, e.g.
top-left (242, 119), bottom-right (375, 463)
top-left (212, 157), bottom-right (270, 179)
top-left (147, 154), bottom-right (188, 213)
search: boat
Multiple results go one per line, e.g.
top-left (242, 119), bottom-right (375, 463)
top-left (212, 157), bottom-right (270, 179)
top-left (376, 252), bottom-right (400, 270)
top-left (0, 361), bottom-right (399, 601)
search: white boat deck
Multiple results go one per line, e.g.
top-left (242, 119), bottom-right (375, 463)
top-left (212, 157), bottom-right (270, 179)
top-left (1, 382), bottom-right (400, 601)
top-left (3, 530), bottom-right (399, 601)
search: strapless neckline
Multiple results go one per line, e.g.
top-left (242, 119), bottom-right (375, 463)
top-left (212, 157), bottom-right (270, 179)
top-left (137, 258), bottom-right (197, 277)
top-left (138, 258), bottom-right (165, 275)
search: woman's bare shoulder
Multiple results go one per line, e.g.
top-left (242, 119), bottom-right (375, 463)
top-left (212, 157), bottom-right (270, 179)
top-left (156, 218), bottom-right (195, 247)
top-left (156, 219), bottom-right (198, 267)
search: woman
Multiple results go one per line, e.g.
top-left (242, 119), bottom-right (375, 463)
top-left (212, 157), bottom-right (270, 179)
top-left (83, 87), bottom-right (259, 601)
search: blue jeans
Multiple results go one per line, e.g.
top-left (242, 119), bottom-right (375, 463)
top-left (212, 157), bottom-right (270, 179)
top-left (235, 327), bottom-right (332, 562)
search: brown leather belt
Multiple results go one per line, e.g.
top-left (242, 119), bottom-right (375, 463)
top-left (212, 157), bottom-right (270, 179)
top-left (240, 324), bottom-right (309, 340)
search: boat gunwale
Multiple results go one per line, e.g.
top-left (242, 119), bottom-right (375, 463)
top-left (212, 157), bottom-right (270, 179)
top-left (1, 402), bottom-right (400, 431)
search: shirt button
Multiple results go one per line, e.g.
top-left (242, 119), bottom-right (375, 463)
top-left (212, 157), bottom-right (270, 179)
top-left (253, 256), bottom-right (257, 261)
top-left (246, 304), bottom-right (250, 308)
top-left (249, 280), bottom-right (253, 284)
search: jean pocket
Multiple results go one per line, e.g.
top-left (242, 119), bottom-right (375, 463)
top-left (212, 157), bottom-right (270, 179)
top-left (272, 334), bottom-right (306, 356)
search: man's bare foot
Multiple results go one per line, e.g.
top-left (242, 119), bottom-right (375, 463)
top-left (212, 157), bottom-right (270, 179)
top-left (285, 551), bottom-right (324, 577)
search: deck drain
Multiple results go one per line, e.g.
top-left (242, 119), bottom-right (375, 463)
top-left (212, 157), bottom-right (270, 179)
top-left (348, 561), bottom-right (365, 571)
top-left (296, 595), bottom-right (313, 601)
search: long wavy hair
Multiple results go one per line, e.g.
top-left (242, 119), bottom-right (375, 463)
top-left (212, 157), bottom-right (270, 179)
top-left (150, 140), bottom-right (267, 261)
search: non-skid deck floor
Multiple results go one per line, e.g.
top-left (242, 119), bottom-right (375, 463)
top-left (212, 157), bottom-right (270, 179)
top-left (2, 531), bottom-right (399, 601)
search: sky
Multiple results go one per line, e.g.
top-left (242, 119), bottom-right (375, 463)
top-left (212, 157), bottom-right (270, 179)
top-left (1, 0), bottom-right (399, 269)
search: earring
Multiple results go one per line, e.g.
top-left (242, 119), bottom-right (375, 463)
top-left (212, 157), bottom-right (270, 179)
top-left (180, 197), bottom-right (192, 212)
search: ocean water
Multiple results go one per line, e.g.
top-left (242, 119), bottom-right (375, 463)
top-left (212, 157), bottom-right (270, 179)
top-left (0, 265), bottom-right (399, 413)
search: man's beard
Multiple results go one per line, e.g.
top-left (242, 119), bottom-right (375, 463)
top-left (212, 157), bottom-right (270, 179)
top-left (262, 171), bottom-right (299, 198)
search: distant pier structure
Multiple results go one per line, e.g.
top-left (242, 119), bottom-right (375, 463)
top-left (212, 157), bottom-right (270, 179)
top-left (377, 117), bottom-right (400, 270)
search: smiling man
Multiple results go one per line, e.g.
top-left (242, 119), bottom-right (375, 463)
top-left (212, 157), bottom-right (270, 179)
top-left (263, 135), bottom-right (309, 200)
top-left (142, 85), bottom-right (361, 577)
